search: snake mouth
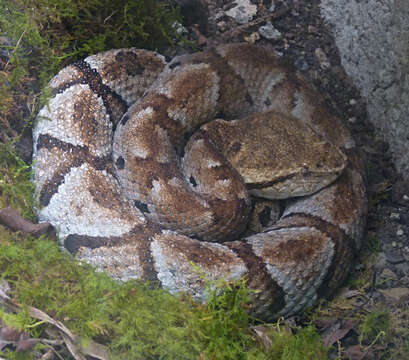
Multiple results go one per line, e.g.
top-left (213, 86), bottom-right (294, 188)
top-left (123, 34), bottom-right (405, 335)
top-left (247, 161), bottom-right (346, 200)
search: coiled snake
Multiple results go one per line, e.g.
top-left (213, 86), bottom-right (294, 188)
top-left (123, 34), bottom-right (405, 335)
top-left (33, 43), bottom-right (366, 320)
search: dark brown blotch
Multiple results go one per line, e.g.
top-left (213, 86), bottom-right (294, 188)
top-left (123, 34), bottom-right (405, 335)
top-left (37, 134), bottom-right (112, 206)
top-left (226, 241), bottom-right (286, 317)
top-left (65, 234), bottom-right (122, 254)
top-left (73, 60), bottom-right (128, 127)
top-left (245, 92), bottom-right (254, 106)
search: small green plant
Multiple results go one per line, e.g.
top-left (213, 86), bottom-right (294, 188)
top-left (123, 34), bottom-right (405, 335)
top-left (366, 232), bottom-right (381, 253)
top-left (0, 349), bottom-right (35, 360)
top-left (268, 322), bottom-right (329, 360)
top-left (359, 309), bottom-right (391, 346)
top-left (192, 277), bottom-right (257, 359)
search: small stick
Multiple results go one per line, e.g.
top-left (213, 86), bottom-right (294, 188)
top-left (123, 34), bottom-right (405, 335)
top-left (0, 206), bottom-right (56, 240)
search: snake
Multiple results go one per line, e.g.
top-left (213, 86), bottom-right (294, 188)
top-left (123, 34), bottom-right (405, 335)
top-left (32, 43), bottom-right (367, 320)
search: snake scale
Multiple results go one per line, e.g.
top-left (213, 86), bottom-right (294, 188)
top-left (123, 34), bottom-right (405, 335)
top-left (32, 43), bottom-right (366, 320)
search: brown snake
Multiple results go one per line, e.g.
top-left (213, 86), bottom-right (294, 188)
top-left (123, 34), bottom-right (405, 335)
top-left (32, 43), bottom-right (366, 320)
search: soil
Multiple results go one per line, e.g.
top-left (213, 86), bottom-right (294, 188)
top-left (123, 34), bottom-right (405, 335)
top-left (3, 0), bottom-right (409, 358)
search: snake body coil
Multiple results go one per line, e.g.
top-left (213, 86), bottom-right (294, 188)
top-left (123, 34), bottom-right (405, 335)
top-left (33, 44), bottom-right (366, 320)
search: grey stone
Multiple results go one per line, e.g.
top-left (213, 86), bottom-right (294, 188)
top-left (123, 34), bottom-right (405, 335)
top-left (225, 0), bottom-right (257, 24)
top-left (294, 57), bottom-right (309, 71)
top-left (380, 287), bottom-right (409, 303)
top-left (380, 268), bottom-right (397, 281)
top-left (320, 0), bottom-right (409, 180)
top-left (385, 251), bottom-right (405, 264)
top-left (390, 212), bottom-right (400, 221)
top-left (373, 252), bottom-right (387, 271)
top-left (259, 22), bottom-right (282, 40)
top-left (395, 262), bottom-right (409, 275)
top-left (315, 48), bottom-right (330, 69)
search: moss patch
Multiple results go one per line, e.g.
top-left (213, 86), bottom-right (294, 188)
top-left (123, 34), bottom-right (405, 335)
top-left (0, 144), bottom-right (35, 220)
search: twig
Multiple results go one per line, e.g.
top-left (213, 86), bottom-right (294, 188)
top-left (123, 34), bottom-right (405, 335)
top-left (0, 206), bottom-right (56, 240)
top-left (0, 289), bottom-right (110, 359)
top-left (222, 6), bottom-right (290, 40)
top-left (104, 11), bottom-right (117, 24)
top-left (4, 27), bottom-right (27, 70)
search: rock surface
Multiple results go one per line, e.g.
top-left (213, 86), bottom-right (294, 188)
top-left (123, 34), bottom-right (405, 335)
top-left (320, 0), bottom-right (409, 179)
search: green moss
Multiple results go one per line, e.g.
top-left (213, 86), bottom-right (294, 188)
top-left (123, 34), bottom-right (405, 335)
top-left (366, 232), bottom-right (381, 253)
top-left (0, 143), bottom-right (35, 220)
top-left (0, 349), bottom-right (34, 360)
top-left (1, 0), bottom-right (182, 76)
top-left (359, 309), bottom-right (391, 346)
top-left (192, 277), bottom-right (258, 359)
top-left (267, 323), bottom-right (328, 360)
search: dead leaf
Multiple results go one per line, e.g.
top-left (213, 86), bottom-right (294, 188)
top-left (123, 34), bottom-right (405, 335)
top-left (16, 338), bottom-right (38, 352)
top-left (322, 319), bottom-right (356, 348)
top-left (343, 344), bottom-right (375, 360)
top-left (0, 280), bottom-right (10, 300)
top-left (40, 349), bottom-right (55, 360)
top-left (251, 325), bottom-right (273, 349)
top-left (338, 288), bottom-right (363, 299)
top-left (60, 332), bottom-right (86, 360)
top-left (0, 325), bottom-right (22, 342)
